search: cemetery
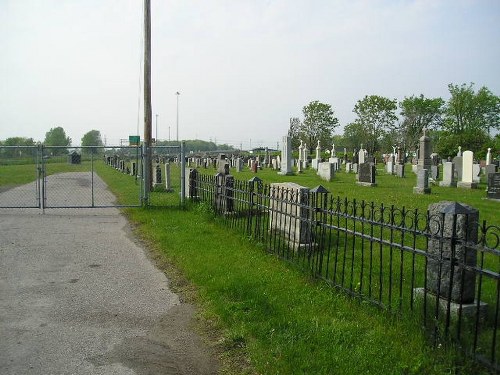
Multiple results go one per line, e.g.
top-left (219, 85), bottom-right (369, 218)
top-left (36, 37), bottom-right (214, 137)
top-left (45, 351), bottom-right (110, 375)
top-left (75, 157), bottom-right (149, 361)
top-left (1, 138), bottom-right (499, 373)
top-left (174, 134), bottom-right (500, 372)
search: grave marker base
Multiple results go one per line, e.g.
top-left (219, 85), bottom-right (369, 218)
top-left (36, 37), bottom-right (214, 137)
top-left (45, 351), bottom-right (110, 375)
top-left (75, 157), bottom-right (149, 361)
top-left (457, 181), bottom-right (478, 189)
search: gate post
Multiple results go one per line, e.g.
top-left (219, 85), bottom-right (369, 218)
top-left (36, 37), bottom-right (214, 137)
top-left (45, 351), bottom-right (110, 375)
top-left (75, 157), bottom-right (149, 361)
top-left (142, 143), bottom-right (150, 206)
top-left (180, 141), bottom-right (186, 205)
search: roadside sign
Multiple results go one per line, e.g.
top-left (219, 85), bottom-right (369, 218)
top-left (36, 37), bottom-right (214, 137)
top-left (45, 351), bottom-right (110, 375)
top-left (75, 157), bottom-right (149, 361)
top-left (129, 135), bottom-right (140, 146)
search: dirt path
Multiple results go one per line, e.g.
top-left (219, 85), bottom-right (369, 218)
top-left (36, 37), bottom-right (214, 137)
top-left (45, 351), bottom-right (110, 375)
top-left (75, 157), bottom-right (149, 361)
top-left (0, 173), bottom-right (219, 374)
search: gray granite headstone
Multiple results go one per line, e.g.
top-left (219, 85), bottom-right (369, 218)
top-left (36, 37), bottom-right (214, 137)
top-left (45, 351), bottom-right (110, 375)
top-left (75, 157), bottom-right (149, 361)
top-left (413, 169), bottom-right (430, 194)
top-left (395, 164), bottom-right (405, 178)
top-left (430, 165), bottom-right (439, 180)
top-left (452, 156), bottom-right (462, 181)
top-left (487, 172), bottom-right (500, 199)
top-left (356, 163), bottom-right (376, 187)
top-left (485, 164), bottom-right (497, 177)
top-left (427, 201), bottom-right (478, 303)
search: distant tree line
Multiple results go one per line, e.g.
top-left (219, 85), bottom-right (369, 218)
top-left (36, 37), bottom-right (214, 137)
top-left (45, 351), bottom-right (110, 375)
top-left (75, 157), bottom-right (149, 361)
top-left (289, 82), bottom-right (499, 159)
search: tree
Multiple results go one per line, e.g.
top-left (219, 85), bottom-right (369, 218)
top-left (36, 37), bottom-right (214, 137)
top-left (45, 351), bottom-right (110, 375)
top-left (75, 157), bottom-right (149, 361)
top-left (299, 101), bottom-right (339, 155)
top-left (434, 130), bottom-right (490, 159)
top-left (352, 95), bottom-right (398, 155)
top-left (0, 137), bottom-right (36, 158)
top-left (44, 127), bottom-right (71, 155)
top-left (287, 117), bottom-right (302, 149)
top-left (399, 95), bottom-right (444, 152)
top-left (342, 122), bottom-right (366, 152)
top-left (443, 83), bottom-right (500, 135)
top-left (81, 130), bottom-right (104, 155)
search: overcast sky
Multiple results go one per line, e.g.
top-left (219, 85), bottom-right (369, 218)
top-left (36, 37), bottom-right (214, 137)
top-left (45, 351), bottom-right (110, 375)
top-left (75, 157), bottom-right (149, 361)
top-left (1, 0), bottom-right (499, 149)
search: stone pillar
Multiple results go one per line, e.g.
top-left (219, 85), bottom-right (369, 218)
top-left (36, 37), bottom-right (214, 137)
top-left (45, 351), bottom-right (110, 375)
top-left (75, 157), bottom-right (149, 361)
top-left (417, 128), bottom-right (432, 172)
top-left (457, 150), bottom-right (477, 189)
top-left (486, 147), bottom-right (492, 165)
top-left (279, 136), bottom-right (293, 175)
top-left (427, 202), bottom-right (478, 304)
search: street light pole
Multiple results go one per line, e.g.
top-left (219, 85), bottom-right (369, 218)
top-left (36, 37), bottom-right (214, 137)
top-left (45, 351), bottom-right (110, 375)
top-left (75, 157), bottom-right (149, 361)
top-left (175, 91), bottom-right (180, 142)
top-left (155, 114), bottom-right (158, 143)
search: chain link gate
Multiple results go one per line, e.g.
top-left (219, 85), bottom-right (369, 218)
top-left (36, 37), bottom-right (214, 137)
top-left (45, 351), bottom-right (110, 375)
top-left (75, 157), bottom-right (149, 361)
top-left (0, 144), bottom-right (185, 209)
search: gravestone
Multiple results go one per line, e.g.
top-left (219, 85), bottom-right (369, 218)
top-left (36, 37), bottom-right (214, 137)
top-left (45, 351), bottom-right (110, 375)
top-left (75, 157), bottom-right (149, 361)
top-left (358, 148), bottom-right (366, 164)
top-left (186, 168), bottom-right (198, 199)
top-left (317, 162), bottom-right (334, 182)
top-left (387, 160), bottom-right (394, 174)
top-left (453, 156), bottom-right (463, 181)
top-left (487, 173), bottom-right (500, 199)
top-left (279, 136), bottom-right (293, 175)
top-left (413, 169), bottom-right (430, 194)
top-left (430, 165), bottom-right (439, 180)
top-left (345, 162), bottom-right (352, 173)
top-left (269, 182), bottom-right (311, 249)
top-left (427, 202), bottom-right (478, 303)
top-left (312, 140), bottom-right (321, 170)
top-left (486, 147), bottom-right (492, 165)
top-left (457, 150), bottom-right (477, 189)
top-left (251, 160), bottom-right (258, 173)
top-left (439, 162), bottom-right (456, 187)
top-left (153, 163), bottom-right (162, 186)
top-left (236, 158), bottom-right (243, 172)
top-left (328, 157), bottom-right (339, 171)
top-left (217, 154), bottom-right (230, 175)
top-left (130, 161), bottom-right (137, 176)
top-left (352, 163), bottom-right (358, 174)
top-left (395, 164), bottom-right (405, 178)
top-left (485, 163), bottom-right (497, 177)
top-left (356, 163), bottom-right (376, 187)
top-left (472, 164), bottom-right (481, 183)
top-left (417, 128), bottom-right (432, 172)
top-left (164, 163), bottom-right (173, 192)
top-left (215, 174), bottom-right (234, 213)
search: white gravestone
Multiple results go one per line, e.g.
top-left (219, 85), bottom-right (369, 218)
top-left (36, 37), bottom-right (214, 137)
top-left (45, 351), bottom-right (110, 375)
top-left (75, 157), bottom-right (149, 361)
top-left (457, 150), bottom-right (477, 188)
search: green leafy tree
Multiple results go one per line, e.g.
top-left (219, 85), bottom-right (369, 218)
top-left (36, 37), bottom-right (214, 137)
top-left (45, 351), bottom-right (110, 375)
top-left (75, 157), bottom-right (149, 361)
top-left (44, 127), bottom-right (71, 155)
top-left (436, 83), bottom-right (499, 156)
top-left (342, 122), bottom-right (366, 152)
top-left (434, 130), bottom-right (490, 160)
top-left (81, 130), bottom-right (104, 155)
top-left (299, 101), bottom-right (339, 155)
top-left (399, 95), bottom-right (444, 151)
top-left (443, 83), bottom-right (500, 134)
top-left (0, 137), bottom-right (36, 158)
top-left (288, 117), bottom-right (302, 149)
top-left (352, 95), bottom-right (398, 155)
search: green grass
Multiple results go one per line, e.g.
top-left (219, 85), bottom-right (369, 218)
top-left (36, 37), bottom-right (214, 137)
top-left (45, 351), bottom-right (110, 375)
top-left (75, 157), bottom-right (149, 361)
top-left (94, 162), bottom-right (487, 374)
top-left (1, 160), bottom-right (495, 373)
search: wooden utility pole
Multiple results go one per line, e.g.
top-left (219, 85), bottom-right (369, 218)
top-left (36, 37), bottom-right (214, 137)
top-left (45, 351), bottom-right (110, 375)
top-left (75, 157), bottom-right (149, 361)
top-left (143, 0), bottom-right (152, 198)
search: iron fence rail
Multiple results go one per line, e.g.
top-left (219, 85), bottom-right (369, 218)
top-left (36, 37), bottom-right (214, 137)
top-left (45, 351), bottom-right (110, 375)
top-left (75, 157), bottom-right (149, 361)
top-left (192, 171), bottom-right (500, 372)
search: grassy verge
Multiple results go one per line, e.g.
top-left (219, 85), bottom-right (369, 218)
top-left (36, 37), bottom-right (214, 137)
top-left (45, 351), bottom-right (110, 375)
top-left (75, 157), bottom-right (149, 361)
top-left (1, 161), bottom-right (492, 373)
top-left (94, 163), bottom-right (485, 374)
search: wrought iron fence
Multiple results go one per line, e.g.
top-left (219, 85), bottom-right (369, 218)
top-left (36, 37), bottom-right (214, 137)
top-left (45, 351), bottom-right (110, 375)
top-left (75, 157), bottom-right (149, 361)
top-left (190, 170), bottom-right (500, 372)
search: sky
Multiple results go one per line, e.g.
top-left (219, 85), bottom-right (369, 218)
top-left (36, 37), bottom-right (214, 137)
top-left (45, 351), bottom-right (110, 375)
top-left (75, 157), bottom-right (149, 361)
top-left (1, 0), bottom-right (499, 149)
